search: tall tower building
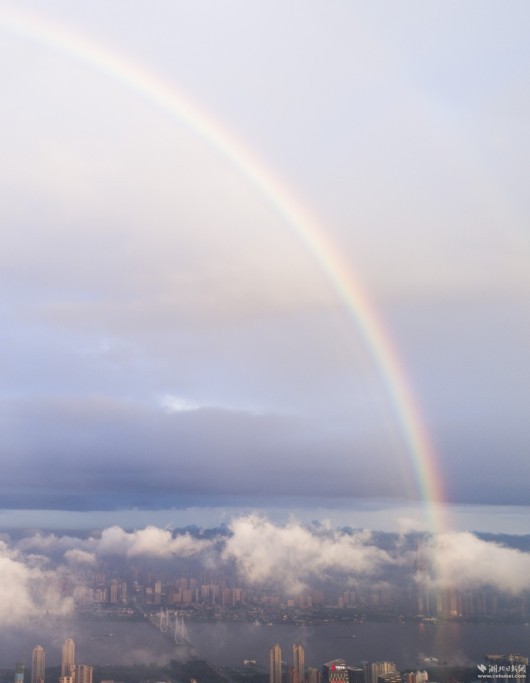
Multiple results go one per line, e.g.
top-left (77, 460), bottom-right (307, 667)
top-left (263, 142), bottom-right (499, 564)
top-left (76, 665), bottom-right (93, 683)
top-left (270, 644), bottom-right (282, 683)
top-left (31, 646), bottom-right (45, 683)
top-left (293, 644), bottom-right (305, 683)
top-left (61, 639), bottom-right (76, 679)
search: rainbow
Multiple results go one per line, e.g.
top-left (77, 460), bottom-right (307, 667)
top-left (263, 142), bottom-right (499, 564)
top-left (0, 5), bottom-right (446, 530)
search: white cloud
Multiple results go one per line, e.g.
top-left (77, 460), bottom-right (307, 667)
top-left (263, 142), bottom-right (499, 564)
top-left (17, 532), bottom-right (89, 554)
top-left (416, 532), bottom-right (530, 594)
top-left (158, 394), bottom-right (202, 413)
top-left (222, 514), bottom-right (394, 594)
top-left (64, 548), bottom-right (97, 566)
top-left (0, 542), bottom-right (73, 624)
top-left (96, 525), bottom-right (211, 558)
top-left (9, 521), bottom-right (530, 607)
top-left (15, 526), bottom-right (212, 561)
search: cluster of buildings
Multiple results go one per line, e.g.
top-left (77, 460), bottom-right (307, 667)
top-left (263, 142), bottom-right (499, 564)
top-left (415, 588), bottom-right (529, 620)
top-left (74, 574), bottom-right (257, 609)
top-left (268, 644), bottom-right (429, 683)
top-left (69, 565), bottom-right (530, 621)
top-left (16, 640), bottom-right (94, 683)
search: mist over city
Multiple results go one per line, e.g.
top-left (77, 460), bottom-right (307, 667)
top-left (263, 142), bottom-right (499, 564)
top-left (1, 1), bottom-right (530, 681)
top-left (2, 518), bottom-right (530, 626)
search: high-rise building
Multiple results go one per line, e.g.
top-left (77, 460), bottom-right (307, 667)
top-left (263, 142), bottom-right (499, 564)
top-left (406, 672), bottom-right (428, 683)
top-left (270, 644), bottom-right (282, 683)
top-left (363, 662), bottom-right (396, 683)
top-left (61, 639), bottom-right (76, 679)
top-left (323, 660), bottom-right (349, 683)
top-left (347, 668), bottom-right (365, 683)
top-left (293, 644), bottom-right (305, 683)
top-left (377, 673), bottom-right (401, 683)
top-left (31, 646), bottom-right (45, 683)
top-left (14, 663), bottom-right (24, 683)
top-left (76, 665), bottom-right (93, 683)
top-left (307, 668), bottom-right (321, 683)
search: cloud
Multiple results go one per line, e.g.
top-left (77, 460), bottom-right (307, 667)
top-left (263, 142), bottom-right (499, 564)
top-left (15, 526), bottom-right (212, 561)
top-left (222, 515), bottom-right (395, 593)
top-left (0, 525), bottom-right (212, 625)
top-left (64, 549), bottom-right (97, 566)
top-left (416, 532), bottom-right (530, 594)
top-left (0, 395), bottom-right (413, 510)
top-left (95, 525), bottom-right (211, 558)
top-left (0, 541), bottom-right (73, 624)
top-left (17, 531), bottom-right (89, 555)
top-left (158, 394), bottom-right (202, 413)
top-left (4, 519), bottom-right (530, 626)
top-left (19, 518), bottom-right (397, 595)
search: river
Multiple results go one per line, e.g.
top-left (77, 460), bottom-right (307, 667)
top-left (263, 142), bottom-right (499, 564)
top-left (186, 620), bottom-right (530, 670)
top-left (4, 617), bottom-right (529, 672)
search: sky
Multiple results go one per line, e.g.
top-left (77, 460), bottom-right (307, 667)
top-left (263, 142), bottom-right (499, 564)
top-left (1, 1), bottom-right (530, 533)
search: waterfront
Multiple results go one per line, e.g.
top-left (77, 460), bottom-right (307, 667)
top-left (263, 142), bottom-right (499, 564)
top-left (3, 617), bottom-right (529, 671)
top-left (187, 620), bottom-right (530, 670)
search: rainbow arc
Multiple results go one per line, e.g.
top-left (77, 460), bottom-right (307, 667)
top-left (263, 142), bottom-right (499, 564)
top-left (0, 5), bottom-right (446, 531)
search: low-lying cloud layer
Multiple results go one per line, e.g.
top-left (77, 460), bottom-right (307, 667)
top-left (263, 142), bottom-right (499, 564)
top-left (95, 525), bottom-right (212, 558)
top-left (0, 540), bottom-right (73, 624)
top-left (2, 515), bottom-right (530, 626)
top-left (416, 531), bottom-right (530, 594)
top-left (222, 515), bottom-right (394, 593)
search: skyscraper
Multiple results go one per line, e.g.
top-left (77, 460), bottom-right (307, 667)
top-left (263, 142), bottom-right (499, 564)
top-left (293, 644), bottom-right (305, 683)
top-left (61, 639), bottom-right (75, 679)
top-left (270, 644), bottom-right (282, 683)
top-left (76, 665), bottom-right (93, 683)
top-left (31, 646), bottom-right (45, 683)
top-left (363, 662), bottom-right (396, 683)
